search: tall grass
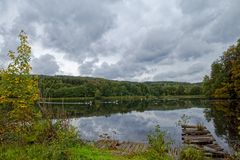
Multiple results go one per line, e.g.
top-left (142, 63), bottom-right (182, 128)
top-left (146, 125), bottom-right (173, 160)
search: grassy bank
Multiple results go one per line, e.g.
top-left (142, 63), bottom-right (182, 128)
top-left (0, 144), bottom-right (126, 160)
top-left (0, 122), bottom-right (176, 160)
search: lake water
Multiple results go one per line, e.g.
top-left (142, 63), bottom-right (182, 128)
top-left (47, 99), bottom-right (240, 153)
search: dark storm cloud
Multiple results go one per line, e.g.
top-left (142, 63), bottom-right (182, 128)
top-left (135, 27), bottom-right (179, 63)
top-left (0, 0), bottom-right (117, 62)
top-left (93, 61), bottom-right (146, 80)
top-left (1, 0), bottom-right (240, 81)
top-left (31, 54), bottom-right (59, 75)
top-left (19, 0), bottom-right (117, 61)
top-left (177, 0), bottom-right (240, 43)
top-left (205, 1), bottom-right (240, 43)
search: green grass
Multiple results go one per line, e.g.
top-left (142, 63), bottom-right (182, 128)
top-left (67, 145), bottom-right (124, 160)
top-left (0, 142), bottom-right (177, 160)
top-left (0, 144), bottom-right (126, 160)
top-left (179, 146), bottom-right (205, 160)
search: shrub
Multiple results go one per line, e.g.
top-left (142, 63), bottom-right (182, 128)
top-left (179, 146), bottom-right (204, 160)
top-left (146, 125), bottom-right (173, 160)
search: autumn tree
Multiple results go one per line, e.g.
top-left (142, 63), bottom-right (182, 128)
top-left (0, 31), bottom-right (39, 123)
top-left (203, 39), bottom-right (240, 98)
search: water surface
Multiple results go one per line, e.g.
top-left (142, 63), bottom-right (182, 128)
top-left (48, 99), bottom-right (240, 153)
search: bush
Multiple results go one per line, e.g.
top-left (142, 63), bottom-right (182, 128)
top-left (179, 147), bottom-right (204, 160)
top-left (52, 119), bottom-right (81, 147)
top-left (146, 125), bottom-right (173, 160)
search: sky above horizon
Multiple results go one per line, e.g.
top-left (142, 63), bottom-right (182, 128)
top-left (0, 0), bottom-right (240, 82)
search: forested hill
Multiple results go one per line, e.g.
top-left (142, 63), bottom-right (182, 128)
top-left (38, 75), bottom-right (202, 98)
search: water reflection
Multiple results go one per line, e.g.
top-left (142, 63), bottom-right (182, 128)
top-left (204, 100), bottom-right (240, 151)
top-left (47, 99), bottom-right (206, 118)
top-left (45, 99), bottom-right (240, 153)
top-left (70, 108), bottom-right (207, 145)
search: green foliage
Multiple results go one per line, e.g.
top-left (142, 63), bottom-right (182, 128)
top-left (52, 120), bottom-right (81, 147)
top-left (69, 145), bottom-right (124, 160)
top-left (94, 89), bottom-right (102, 100)
top-left (0, 32), bottom-right (39, 113)
top-left (0, 31), bottom-right (41, 145)
top-left (203, 39), bottom-right (240, 99)
top-left (146, 125), bottom-right (173, 160)
top-left (179, 147), bottom-right (205, 160)
top-left (39, 75), bottom-right (203, 98)
top-left (0, 32), bottom-right (81, 148)
top-left (0, 31), bottom-right (39, 110)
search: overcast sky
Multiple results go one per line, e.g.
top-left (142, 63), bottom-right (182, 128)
top-left (0, 0), bottom-right (240, 82)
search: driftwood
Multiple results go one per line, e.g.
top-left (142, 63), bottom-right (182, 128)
top-left (182, 129), bottom-right (210, 135)
top-left (181, 125), bottom-right (229, 159)
top-left (95, 139), bottom-right (149, 155)
top-left (182, 125), bottom-right (207, 129)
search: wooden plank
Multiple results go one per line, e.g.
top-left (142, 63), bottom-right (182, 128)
top-left (181, 124), bottom-right (229, 159)
top-left (109, 140), bottom-right (118, 149)
top-left (136, 143), bottom-right (144, 152)
top-left (183, 139), bottom-right (214, 143)
top-left (96, 139), bottom-right (116, 149)
top-left (183, 135), bottom-right (213, 139)
top-left (203, 146), bottom-right (225, 156)
top-left (182, 125), bottom-right (206, 129)
top-left (204, 151), bottom-right (225, 158)
top-left (131, 143), bottom-right (140, 153)
top-left (128, 143), bottom-right (137, 153)
top-left (205, 144), bottom-right (224, 151)
top-left (183, 139), bottom-right (213, 144)
top-left (183, 137), bottom-right (214, 143)
top-left (117, 142), bottom-right (128, 150)
top-left (95, 140), bottom-right (106, 148)
top-left (99, 140), bottom-right (109, 149)
top-left (124, 143), bottom-right (133, 153)
top-left (105, 140), bottom-right (114, 149)
top-left (120, 142), bottom-right (131, 155)
top-left (182, 130), bottom-right (210, 135)
top-left (141, 144), bottom-right (149, 152)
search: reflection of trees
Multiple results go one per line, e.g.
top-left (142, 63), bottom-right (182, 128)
top-left (46, 99), bottom-right (207, 118)
top-left (204, 100), bottom-right (240, 149)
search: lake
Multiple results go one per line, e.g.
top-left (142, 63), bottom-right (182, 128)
top-left (46, 99), bottom-right (240, 153)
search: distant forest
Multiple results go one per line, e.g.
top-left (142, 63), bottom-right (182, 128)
top-left (38, 75), bottom-right (202, 98)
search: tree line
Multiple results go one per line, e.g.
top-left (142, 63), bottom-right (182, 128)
top-left (38, 75), bottom-right (202, 98)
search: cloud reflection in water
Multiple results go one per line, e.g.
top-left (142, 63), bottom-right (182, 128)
top-left (70, 108), bottom-right (216, 147)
